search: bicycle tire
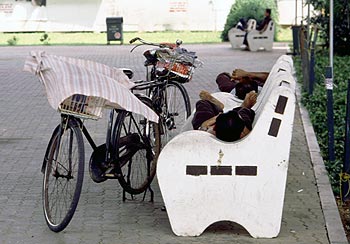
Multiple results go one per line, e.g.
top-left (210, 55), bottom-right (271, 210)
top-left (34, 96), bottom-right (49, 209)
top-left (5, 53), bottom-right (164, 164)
top-left (161, 80), bottom-right (191, 143)
top-left (42, 118), bottom-right (85, 232)
top-left (113, 96), bottom-right (161, 194)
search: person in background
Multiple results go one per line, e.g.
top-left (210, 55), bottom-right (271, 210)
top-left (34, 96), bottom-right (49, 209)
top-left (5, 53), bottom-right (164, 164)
top-left (243, 8), bottom-right (272, 48)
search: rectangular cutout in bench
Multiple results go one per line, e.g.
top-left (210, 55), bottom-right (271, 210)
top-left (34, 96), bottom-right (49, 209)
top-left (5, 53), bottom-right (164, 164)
top-left (186, 166), bottom-right (207, 176)
top-left (235, 166), bottom-right (257, 176)
top-left (210, 166), bottom-right (232, 175)
top-left (279, 80), bottom-right (290, 87)
top-left (268, 118), bottom-right (282, 137)
top-left (275, 95), bottom-right (288, 114)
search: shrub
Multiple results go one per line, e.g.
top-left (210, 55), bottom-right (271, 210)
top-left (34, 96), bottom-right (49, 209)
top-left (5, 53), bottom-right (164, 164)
top-left (221, 0), bottom-right (278, 41)
top-left (40, 33), bottom-right (50, 45)
top-left (7, 36), bottom-right (18, 46)
top-left (298, 54), bottom-right (350, 194)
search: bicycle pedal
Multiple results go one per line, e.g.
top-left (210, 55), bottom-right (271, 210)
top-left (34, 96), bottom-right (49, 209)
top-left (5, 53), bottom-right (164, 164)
top-left (104, 173), bottom-right (118, 178)
top-left (104, 167), bottom-right (122, 179)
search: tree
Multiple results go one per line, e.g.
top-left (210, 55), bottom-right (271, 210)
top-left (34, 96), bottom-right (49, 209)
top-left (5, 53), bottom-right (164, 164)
top-left (309, 0), bottom-right (350, 55)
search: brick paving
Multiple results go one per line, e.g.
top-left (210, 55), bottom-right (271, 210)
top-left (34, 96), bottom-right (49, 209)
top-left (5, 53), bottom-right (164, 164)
top-left (0, 43), bottom-right (331, 243)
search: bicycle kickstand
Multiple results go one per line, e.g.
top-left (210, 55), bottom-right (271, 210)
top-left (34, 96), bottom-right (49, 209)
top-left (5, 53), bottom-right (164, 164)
top-left (122, 189), bottom-right (134, 202)
top-left (142, 184), bottom-right (154, 202)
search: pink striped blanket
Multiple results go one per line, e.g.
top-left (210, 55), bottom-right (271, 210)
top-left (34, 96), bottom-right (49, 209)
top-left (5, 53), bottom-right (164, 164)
top-left (24, 51), bottom-right (158, 122)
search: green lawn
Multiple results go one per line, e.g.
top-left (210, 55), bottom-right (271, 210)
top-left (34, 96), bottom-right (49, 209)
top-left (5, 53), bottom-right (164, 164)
top-left (0, 30), bottom-right (292, 46)
top-left (1, 31), bottom-right (222, 46)
top-left (276, 26), bottom-right (292, 42)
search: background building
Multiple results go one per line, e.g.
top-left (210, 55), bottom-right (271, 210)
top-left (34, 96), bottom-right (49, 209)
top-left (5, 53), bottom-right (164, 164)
top-left (0, 0), bottom-right (312, 32)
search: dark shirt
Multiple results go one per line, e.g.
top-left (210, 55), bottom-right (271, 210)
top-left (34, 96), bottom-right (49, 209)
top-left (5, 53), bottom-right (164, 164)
top-left (256, 16), bottom-right (271, 31)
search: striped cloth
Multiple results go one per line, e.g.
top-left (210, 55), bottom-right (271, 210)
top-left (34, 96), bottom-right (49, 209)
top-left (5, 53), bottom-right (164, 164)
top-left (23, 51), bottom-right (158, 123)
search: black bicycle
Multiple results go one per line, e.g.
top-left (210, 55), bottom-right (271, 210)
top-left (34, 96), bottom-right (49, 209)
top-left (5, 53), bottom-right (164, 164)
top-left (41, 93), bottom-right (160, 232)
top-left (35, 39), bottom-right (202, 232)
top-left (129, 37), bottom-right (202, 144)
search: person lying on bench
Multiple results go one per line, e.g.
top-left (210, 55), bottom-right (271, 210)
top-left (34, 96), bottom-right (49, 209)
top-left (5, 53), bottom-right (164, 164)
top-left (216, 69), bottom-right (269, 99)
top-left (192, 90), bottom-right (257, 142)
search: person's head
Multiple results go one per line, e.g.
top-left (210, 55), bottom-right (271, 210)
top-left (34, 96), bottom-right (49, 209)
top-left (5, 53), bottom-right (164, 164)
top-left (265, 8), bottom-right (271, 17)
top-left (215, 107), bottom-right (255, 142)
top-left (235, 77), bottom-right (258, 100)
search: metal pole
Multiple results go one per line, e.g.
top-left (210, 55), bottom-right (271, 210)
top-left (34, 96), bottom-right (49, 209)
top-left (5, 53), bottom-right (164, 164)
top-left (326, 67), bottom-right (335, 161)
top-left (301, 0), bottom-right (304, 25)
top-left (342, 80), bottom-right (350, 201)
top-left (309, 41), bottom-right (315, 94)
top-left (307, 0), bottom-right (311, 44)
top-left (295, 0), bottom-right (298, 25)
top-left (326, 0), bottom-right (335, 162)
top-left (330, 0), bottom-right (334, 68)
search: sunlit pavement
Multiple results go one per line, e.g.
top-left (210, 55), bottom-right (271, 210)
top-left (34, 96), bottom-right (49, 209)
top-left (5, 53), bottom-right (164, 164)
top-left (0, 43), bottom-right (332, 243)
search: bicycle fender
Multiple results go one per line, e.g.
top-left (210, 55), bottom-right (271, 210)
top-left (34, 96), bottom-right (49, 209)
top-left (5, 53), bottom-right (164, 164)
top-left (41, 124), bottom-right (61, 174)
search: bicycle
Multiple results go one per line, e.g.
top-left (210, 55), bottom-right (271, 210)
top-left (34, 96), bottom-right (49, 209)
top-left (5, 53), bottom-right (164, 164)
top-left (129, 37), bottom-right (202, 143)
top-left (25, 53), bottom-right (161, 232)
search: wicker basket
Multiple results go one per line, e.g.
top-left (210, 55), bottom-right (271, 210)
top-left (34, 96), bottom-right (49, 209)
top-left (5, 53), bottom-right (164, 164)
top-left (59, 94), bottom-right (105, 120)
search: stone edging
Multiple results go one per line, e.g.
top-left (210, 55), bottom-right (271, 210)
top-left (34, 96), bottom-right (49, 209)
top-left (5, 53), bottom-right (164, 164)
top-left (296, 85), bottom-right (348, 244)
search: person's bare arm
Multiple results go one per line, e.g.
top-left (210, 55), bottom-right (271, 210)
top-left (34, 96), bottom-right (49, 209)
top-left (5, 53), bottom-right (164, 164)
top-left (200, 114), bottom-right (219, 131)
top-left (232, 69), bottom-right (269, 84)
top-left (259, 25), bottom-right (268, 34)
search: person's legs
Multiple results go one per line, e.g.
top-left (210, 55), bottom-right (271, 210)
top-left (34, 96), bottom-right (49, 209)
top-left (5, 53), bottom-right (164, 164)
top-left (241, 90), bottom-right (257, 108)
top-left (243, 32), bottom-right (248, 46)
top-left (192, 100), bottom-right (221, 130)
top-left (216, 72), bottom-right (237, 92)
top-left (199, 91), bottom-right (224, 111)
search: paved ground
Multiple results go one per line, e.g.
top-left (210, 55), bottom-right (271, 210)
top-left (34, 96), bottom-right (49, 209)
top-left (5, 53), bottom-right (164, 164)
top-left (0, 43), bottom-right (334, 243)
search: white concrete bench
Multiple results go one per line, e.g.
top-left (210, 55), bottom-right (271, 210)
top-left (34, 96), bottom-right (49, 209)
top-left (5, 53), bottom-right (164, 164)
top-left (157, 55), bottom-right (296, 238)
top-left (228, 19), bottom-right (256, 49)
top-left (247, 21), bottom-right (275, 51)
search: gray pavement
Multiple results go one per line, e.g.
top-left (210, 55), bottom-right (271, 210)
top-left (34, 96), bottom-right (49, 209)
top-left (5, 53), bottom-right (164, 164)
top-left (0, 43), bottom-right (343, 243)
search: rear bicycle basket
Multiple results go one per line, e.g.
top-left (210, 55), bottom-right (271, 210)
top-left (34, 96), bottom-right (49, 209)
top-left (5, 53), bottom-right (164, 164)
top-left (59, 94), bottom-right (105, 120)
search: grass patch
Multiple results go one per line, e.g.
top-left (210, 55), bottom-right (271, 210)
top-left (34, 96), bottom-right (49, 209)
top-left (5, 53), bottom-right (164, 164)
top-left (0, 30), bottom-right (291, 46)
top-left (276, 26), bottom-right (292, 42)
top-left (0, 31), bottom-right (222, 46)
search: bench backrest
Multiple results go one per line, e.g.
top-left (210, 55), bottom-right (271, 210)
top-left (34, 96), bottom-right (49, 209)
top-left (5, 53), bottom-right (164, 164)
top-left (247, 19), bottom-right (257, 31)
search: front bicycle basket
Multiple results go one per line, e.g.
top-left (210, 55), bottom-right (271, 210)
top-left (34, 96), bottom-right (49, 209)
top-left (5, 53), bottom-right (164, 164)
top-left (156, 60), bottom-right (194, 83)
top-left (59, 94), bottom-right (104, 120)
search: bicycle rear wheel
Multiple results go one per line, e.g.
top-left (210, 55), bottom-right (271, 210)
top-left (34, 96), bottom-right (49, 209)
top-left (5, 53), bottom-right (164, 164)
top-left (161, 80), bottom-right (191, 143)
top-left (113, 96), bottom-right (161, 195)
top-left (42, 117), bottom-right (84, 232)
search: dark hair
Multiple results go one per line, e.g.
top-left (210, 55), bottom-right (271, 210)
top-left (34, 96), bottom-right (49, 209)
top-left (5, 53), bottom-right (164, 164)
top-left (215, 107), bottom-right (255, 142)
top-left (215, 110), bottom-right (245, 142)
top-left (266, 8), bottom-right (271, 15)
top-left (235, 78), bottom-right (258, 100)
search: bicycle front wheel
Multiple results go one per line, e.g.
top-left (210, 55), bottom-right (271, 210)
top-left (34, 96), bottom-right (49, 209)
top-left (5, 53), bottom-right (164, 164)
top-left (42, 118), bottom-right (85, 232)
top-left (162, 80), bottom-right (191, 143)
top-left (113, 96), bottom-right (161, 195)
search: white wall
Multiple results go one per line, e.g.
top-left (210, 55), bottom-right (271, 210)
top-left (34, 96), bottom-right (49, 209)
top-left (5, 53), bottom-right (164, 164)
top-left (0, 0), bottom-right (313, 32)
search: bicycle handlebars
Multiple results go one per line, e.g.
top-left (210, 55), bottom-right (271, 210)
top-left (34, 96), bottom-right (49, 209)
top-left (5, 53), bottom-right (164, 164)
top-left (129, 37), bottom-right (183, 52)
top-left (129, 37), bottom-right (141, 44)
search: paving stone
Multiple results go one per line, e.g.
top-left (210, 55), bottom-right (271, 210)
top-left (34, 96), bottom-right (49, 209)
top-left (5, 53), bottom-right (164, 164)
top-left (0, 44), bottom-right (332, 243)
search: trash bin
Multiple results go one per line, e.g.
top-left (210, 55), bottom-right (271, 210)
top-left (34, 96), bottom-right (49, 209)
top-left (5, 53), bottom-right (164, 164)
top-left (106, 17), bottom-right (123, 45)
top-left (291, 25), bottom-right (301, 55)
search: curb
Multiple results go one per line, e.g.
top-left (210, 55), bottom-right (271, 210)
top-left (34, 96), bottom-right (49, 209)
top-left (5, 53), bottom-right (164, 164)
top-left (296, 84), bottom-right (348, 244)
